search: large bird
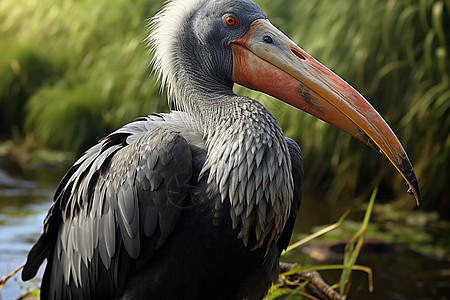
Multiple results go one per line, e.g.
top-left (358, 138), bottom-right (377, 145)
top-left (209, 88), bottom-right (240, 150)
top-left (21, 0), bottom-right (420, 299)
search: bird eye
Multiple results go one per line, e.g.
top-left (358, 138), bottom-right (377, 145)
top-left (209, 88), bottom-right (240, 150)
top-left (224, 15), bottom-right (239, 27)
top-left (263, 35), bottom-right (273, 44)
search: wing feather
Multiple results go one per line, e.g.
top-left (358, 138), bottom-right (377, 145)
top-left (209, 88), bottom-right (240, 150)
top-left (22, 113), bottom-right (195, 299)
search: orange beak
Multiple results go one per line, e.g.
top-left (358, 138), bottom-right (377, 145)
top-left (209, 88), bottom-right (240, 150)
top-left (231, 19), bottom-right (420, 204)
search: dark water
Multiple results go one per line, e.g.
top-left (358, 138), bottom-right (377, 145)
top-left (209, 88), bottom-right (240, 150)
top-left (0, 157), bottom-right (449, 299)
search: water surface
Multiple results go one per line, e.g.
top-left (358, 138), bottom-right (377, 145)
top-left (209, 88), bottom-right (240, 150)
top-left (0, 159), bottom-right (65, 300)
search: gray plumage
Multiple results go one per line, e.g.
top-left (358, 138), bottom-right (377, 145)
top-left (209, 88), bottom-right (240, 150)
top-left (22, 0), bottom-right (304, 299)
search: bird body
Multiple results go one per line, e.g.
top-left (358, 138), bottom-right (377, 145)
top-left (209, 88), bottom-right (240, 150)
top-left (22, 0), bottom-right (419, 299)
top-left (24, 105), bottom-right (302, 299)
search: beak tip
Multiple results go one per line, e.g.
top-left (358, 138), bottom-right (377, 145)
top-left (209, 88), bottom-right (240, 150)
top-left (407, 182), bottom-right (421, 206)
top-left (412, 184), bottom-right (421, 207)
top-left (400, 157), bottom-right (420, 206)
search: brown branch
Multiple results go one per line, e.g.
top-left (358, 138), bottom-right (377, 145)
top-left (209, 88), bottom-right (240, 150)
top-left (0, 264), bottom-right (25, 291)
top-left (279, 262), bottom-right (344, 300)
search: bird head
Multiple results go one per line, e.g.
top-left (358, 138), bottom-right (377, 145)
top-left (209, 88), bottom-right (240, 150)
top-left (148, 0), bottom-right (420, 204)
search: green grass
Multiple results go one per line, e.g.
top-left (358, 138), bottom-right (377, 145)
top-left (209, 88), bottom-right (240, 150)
top-left (0, 0), bottom-right (167, 149)
top-left (0, 0), bottom-right (448, 209)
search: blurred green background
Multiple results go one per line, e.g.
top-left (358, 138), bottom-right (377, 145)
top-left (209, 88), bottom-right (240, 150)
top-left (0, 0), bottom-right (449, 213)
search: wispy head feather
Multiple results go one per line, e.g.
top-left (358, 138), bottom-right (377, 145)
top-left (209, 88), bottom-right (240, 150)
top-left (146, 0), bottom-right (203, 107)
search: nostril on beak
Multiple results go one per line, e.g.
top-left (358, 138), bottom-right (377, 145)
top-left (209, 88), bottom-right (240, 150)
top-left (291, 48), bottom-right (306, 60)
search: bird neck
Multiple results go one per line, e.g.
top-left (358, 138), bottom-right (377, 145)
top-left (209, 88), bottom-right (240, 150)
top-left (165, 51), bottom-right (294, 251)
top-left (186, 91), bottom-right (294, 253)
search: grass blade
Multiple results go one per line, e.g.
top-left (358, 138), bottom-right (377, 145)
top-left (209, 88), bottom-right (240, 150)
top-left (283, 210), bottom-right (350, 255)
top-left (339, 188), bottom-right (377, 295)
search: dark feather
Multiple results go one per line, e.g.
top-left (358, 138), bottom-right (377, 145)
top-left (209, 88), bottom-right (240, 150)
top-left (23, 115), bottom-right (193, 299)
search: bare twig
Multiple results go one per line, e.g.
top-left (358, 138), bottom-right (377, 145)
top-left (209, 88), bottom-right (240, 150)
top-left (0, 264), bottom-right (25, 291)
top-left (279, 262), bottom-right (344, 300)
